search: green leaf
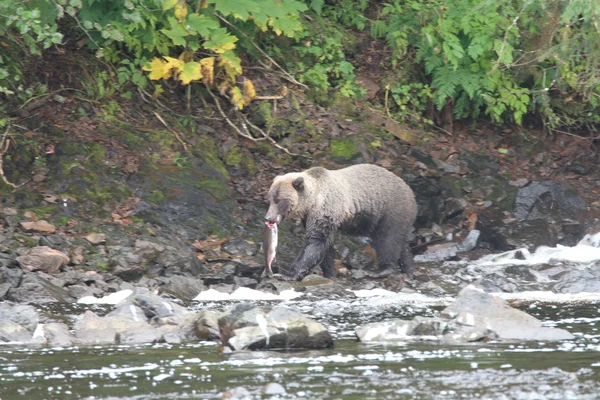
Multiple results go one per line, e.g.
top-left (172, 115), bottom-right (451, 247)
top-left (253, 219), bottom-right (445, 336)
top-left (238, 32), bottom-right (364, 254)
top-left (161, 20), bottom-right (188, 46)
top-left (213, 0), bottom-right (257, 20)
top-left (203, 27), bottom-right (238, 53)
top-left (497, 148), bottom-right (508, 154)
top-left (162, 0), bottom-right (178, 11)
top-left (186, 13), bottom-right (220, 37)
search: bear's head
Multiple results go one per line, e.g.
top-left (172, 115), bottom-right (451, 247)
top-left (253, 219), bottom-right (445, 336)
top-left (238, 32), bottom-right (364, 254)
top-left (265, 173), bottom-right (308, 224)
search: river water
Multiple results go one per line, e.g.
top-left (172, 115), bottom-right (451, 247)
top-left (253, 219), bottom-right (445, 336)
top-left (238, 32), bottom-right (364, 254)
top-left (1, 299), bottom-right (598, 400)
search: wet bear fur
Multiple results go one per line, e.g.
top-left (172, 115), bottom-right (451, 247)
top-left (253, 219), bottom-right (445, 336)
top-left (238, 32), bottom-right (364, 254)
top-left (265, 164), bottom-right (417, 281)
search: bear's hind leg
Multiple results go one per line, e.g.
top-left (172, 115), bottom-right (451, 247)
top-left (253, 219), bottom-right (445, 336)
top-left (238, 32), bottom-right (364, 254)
top-left (320, 245), bottom-right (336, 278)
top-left (369, 220), bottom-right (403, 278)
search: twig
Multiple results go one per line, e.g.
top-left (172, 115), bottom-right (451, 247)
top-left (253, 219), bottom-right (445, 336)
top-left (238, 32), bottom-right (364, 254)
top-left (239, 112), bottom-right (310, 159)
top-left (204, 85), bottom-right (262, 142)
top-left (152, 111), bottom-right (191, 155)
top-left (0, 123), bottom-right (28, 189)
top-left (214, 13), bottom-right (308, 90)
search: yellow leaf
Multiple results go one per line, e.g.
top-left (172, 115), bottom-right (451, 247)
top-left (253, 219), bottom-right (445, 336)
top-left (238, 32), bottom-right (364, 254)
top-left (174, 3), bottom-right (188, 20)
top-left (179, 61), bottom-right (203, 85)
top-left (143, 58), bottom-right (173, 80)
top-left (230, 86), bottom-right (245, 110)
top-left (163, 56), bottom-right (184, 74)
top-left (243, 78), bottom-right (256, 106)
top-left (199, 57), bottom-right (215, 85)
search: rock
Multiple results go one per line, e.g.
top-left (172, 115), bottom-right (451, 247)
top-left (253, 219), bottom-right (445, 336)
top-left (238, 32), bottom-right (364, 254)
top-left (0, 282), bottom-right (10, 299)
top-left (8, 273), bottom-right (75, 304)
top-left (74, 309), bottom-right (159, 345)
top-left (38, 234), bottom-right (68, 250)
top-left (194, 309), bottom-right (222, 341)
top-left (356, 285), bottom-right (574, 343)
top-left (126, 288), bottom-right (188, 319)
top-left (1, 264), bottom-right (23, 287)
top-left (261, 382), bottom-right (286, 395)
top-left (0, 302), bottom-right (39, 332)
top-left (154, 313), bottom-right (202, 343)
top-left (514, 181), bottom-right (587, 221)
top-left (221, 238), bottom-right (258, 257)
top-left (85, 232), bottom-right (106, 244)
top-left (0, 253), bottom-right (18, 268)
top-left (0, 207), bottom-right (18, 216)
top-left (114, 266), bottom-right (145, 282)
top-left (233, 276), bottom-right (258, 289)
top-left (221, 387), bottom-right (251, 400)
top-left (415, 231), bottom-right (480, 263)
top-left (20, 220), bottom-right (56, 233)
top-left (16, 246), bottom-right (69, 274)
top-left (553, 267), bottom-right (600, 293)
top-left (302, 282), bottom-right (353, 299)
top-left (69, 247), bottom-right (85, 265)
top-left (33, 323), bottom-right (76, 347)
top-left (161, 275), bottom-right (206, 301)
top-left (441, 286), bottom-right (574, 341)
top-left (219, 304), bottom-right (333, 351)
top-left (106, 303), bottom-right (149, 322)
top-left (0, 319), bottom-right (32, 343)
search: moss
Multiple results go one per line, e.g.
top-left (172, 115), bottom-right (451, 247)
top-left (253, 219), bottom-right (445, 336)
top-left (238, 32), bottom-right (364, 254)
top-left (330, 138), bottom-right (358, 159)
top-left (27, 204), bottom-right (58, 217)
top-left (14, 234), bottom-right (38, 248)
top-left (147, 129), bottom-right (175, 148)
top-left (96, 262), bottom-right (108, 271)
top-left (195, 178), bottom-right (229, 201)
top-left (224, 145), bottom-right (244, 167)
top-left (147, 190), bottom-right (166, 203)
top-left (193, 137), bottom-right (229, 180)
top-left (122, 131), bottom-right (145, 148)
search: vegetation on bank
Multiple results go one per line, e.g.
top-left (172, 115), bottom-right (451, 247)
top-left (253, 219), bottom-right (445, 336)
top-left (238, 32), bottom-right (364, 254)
top-left (1, 0), bottom-right (600, 133)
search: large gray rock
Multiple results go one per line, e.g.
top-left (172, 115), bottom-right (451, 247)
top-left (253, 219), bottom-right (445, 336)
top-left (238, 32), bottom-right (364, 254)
top-left (154, 313), bottom-right (203, 344)
top-left (514, 181), bottom-right (587, 221)
top-left (73, 310), bottom-right (159, 345)
top-left (8, 273), bottom-right (75, 304)
top-left (161, 275), bottom-right (206, 302)
top-left (34, 323), bottom-right (76, 347)
top-left (124, 288), bottom-right (188, 319)
top-left (441, 286), bottom-right (573, 341)
top-left (194, 309), bottom-right (222, 341)
top-left (219, 304), bottom-right (333, 351)
top-left (0, 302), bottom-right (39, 332)
top-left (0, 319), bottom-right (32, 343)
top-left (356, 286), bottom-right (574, 343)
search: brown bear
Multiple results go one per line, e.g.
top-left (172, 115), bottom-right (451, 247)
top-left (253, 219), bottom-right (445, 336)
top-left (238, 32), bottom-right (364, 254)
top-left (265, 163), bottom-right (417, 281)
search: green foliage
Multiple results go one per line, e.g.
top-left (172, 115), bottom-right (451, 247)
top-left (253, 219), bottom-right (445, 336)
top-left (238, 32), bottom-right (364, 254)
top-left (388, 82), bottom-right (433, 127)
top-left (372, 0), bottom-right (600, 129)
top-left (291, 24), bottom-right (365, 101)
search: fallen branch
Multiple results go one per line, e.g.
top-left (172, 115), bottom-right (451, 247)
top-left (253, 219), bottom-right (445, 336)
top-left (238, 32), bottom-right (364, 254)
top-left (0, 123), bottom-right (28, 190)
top-left (205, 85), bottom-right (309, 158)
top-left (152, 111), bottom-right (191, 155)
top-left (238, 112), bottom-right (310, 159)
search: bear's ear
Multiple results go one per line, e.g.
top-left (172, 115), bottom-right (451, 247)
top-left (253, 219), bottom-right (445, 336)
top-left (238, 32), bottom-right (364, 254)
top-left (292, 176), bottom-right (304, 191)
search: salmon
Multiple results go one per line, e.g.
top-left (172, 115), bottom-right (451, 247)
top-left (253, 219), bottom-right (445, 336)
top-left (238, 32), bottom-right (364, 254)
top-left (263, 221), bottom-right (278, 277)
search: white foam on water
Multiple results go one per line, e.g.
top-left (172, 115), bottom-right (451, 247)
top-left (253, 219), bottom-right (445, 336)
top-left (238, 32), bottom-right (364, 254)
top-left (493, 291), bottom-right (600, 303)
top-left (476, 232), bottom-right (600, 267)
top-left (352, 288), bottom-right (398, 297)
top-left (193, 287), bottom-right (303, 301)
top-left (77, 289), bottom-right (133, 305)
